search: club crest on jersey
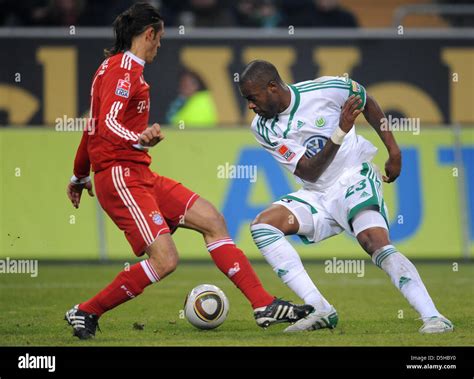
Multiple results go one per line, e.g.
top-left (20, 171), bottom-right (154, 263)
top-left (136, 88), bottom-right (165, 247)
top-left (149, 211), bottom-right (164, 225)
top-left (278, 145), bottom-right (296, 161)
top-left (315, 117), bottom-right (325, 127)
top-left (115, 79), bottom-right (131, 98)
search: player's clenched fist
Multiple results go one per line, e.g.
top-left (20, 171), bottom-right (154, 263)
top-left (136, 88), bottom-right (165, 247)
top-left (339, 95), bottom-right (363, 133)
top-left (139, 123), bottom-right (165, 147)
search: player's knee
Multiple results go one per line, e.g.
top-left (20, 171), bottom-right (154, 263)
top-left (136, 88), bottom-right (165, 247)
top-left (164, 252), bottom-right (179, 275)
top-left (356, 228), bottom-right (389, 256)
top-left (252, 212), bottom-right (276, 228)
top-left (149, 250), bottom-right (179, 276)
top-left (353, 210), bottom-right (390, 255)
top-left (203, 211), bottom-right (227, 237)
top-left (251, 209), bottom-right (293, 235)
top-left (146, 236), bottom-right (180, 277)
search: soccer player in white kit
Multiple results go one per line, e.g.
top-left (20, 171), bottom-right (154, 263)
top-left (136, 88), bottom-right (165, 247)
top-left (239, 60), bottom-right (453, 334)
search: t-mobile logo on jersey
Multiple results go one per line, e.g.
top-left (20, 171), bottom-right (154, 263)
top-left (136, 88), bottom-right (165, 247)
top-left (137, 100), bottom-right (149, 113)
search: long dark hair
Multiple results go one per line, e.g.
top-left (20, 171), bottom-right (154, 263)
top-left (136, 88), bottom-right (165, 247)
top-left (104, 2), bottom-right (164, 57)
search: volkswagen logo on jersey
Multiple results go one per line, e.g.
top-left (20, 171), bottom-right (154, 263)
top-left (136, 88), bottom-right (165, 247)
top-left (304, 135), bottom-right (328, 158)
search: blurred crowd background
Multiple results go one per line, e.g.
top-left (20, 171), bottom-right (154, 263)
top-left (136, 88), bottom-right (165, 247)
top-left (1, 0), bottom-right (473, 28)
top-left (1, 0), bottom-right (473, 129)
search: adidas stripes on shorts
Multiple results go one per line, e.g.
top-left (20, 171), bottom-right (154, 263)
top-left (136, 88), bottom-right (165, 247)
top-left (274, 162), bottom-right (389, 244)
top-left (94, 162), bottom-right (199, 256)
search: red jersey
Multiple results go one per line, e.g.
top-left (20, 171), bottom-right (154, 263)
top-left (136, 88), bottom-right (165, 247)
top-left (74, 51), bottom-right (152, 177)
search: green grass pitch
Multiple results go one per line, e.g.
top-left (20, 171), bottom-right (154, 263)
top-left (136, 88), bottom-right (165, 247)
top-left (0, 261), bottom-right (472, 346)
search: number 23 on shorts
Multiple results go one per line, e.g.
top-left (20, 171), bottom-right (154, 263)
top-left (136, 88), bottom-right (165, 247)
top-left (345, 179), bottom-right (367, 198)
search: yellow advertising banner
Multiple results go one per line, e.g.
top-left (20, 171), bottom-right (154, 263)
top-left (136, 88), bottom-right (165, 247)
top-left (0, 127), bottom-right (472, 260)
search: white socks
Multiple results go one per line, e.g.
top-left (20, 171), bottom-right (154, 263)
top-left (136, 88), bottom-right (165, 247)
top-left (372, 245), bottom-right (441, 319)
top-left (251, 223), bottom-right (440, 319)
top-left (251, 223), bottom-right (332, 312)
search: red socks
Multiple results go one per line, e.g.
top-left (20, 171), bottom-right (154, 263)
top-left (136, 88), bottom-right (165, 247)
top-left (79, 240), bottom-right (273, 317)
top-left (79, 260), bottom-right (159, 316)
top-left (207, 238), bottom-right (274, 309)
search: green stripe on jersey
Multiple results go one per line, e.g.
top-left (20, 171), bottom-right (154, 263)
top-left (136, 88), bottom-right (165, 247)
top-left (270, 116), bottom-right (278, 134)
top-left (299, 85), bottom-right (350, 93)
top-left (295, 79), bottom-right (348, 89)
top-left (283, 85), bottom-right (300, 139)
top-left (257, 117), bottom-right (278, 147)
top-left (257, 117), bottom-right (269, 145)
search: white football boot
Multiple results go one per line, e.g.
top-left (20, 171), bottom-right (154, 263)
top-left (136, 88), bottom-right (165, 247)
top-left (284, 306), bottom-right (338, 332)
top-left (419, 315), bottom-right (454, 334)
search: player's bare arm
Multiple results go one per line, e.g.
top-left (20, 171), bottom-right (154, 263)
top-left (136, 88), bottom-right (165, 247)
top-left (294, 94), bottom-right (363, 182)
top-left (362, 94), bottom-right (401, 183)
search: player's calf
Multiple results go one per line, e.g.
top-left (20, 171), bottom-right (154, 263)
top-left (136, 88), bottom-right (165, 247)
top-left (183, 197), bottom-right (277, 310)
top-left (251, 205), bottom-right (334, 316)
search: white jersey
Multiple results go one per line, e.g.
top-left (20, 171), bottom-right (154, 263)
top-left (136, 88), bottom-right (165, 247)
top-left (251, 76), bottom-right (378, 191)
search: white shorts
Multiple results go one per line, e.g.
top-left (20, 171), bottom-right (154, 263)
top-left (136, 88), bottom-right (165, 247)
top-left (274, 162), bottom-right (389, 244)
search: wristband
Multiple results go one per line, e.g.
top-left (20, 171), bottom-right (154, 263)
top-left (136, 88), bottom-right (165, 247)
top-left (330, 127), bottom-right (347, 145)
top-left (71, 175), bottom-right (91, 185)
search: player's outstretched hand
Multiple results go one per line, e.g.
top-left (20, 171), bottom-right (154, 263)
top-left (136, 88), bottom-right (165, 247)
top-left (383, 152), bottom-right (402, 183)
top-left (339, 95), bottom-right (363, 133)
top-left (139, 123), bottom-right (165, 147)
top-left (67, 181), bottom-right (94, 209)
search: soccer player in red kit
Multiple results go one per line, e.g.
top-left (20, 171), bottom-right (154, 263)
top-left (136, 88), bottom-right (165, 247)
top-left (65, 3), bottom-right (312, 339)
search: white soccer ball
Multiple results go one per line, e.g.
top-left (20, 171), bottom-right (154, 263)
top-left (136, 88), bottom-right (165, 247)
top-left (184, 284), bottom-right (229, 330)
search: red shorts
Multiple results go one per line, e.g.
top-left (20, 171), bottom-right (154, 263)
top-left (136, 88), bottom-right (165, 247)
top-left (94, 162), bottom-right (199, 256)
